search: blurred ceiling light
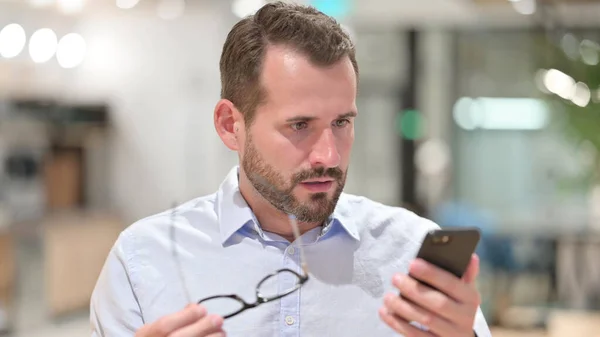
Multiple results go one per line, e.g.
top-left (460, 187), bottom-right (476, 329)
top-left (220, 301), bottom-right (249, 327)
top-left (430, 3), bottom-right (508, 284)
top-left (534, 69), bottom-right (550, 94)
top-left (28, 0), bottom-right (54, 8)
top-left (561, 34), bottom-right (580, 60)
top-left (56, 33), bottom-right (86, 69)
top-left (510, 0), bottom-right (536, 15)
top-left (57, 0), bottom-right (86, 14)
top-left (157, 0), bottom-right (186, 20)
top-left (580, 40), bottom-right (600, 66)
top-left (453, 97), bottom-right (549, 131)
top-left (415, 139), bottom-right (451, 177)
top-left (543, 68), bottom-right (575, 100)
top-left (28, 28), bottom-right (58, 63)
top-left (571, 82), bottom-right (591, 107)
top-left (232, 0), bottom-right (266, 18)
top-left (453, 97), bottom-right (477, 130)
top-left (117, 0), bottom-right (140, 9)
top-left (0, 24), bottom-right (27, 59)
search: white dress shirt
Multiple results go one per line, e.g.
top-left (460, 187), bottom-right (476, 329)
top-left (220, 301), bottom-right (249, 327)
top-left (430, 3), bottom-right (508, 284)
top-left (90, 166), bottom-right (492, 337)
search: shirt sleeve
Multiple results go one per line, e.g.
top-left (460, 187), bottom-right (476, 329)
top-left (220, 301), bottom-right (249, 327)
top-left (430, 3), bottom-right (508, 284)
top-left (473, 306), bottom-right (492, 337)
top-left (90, 232), bottom-right (145, 337)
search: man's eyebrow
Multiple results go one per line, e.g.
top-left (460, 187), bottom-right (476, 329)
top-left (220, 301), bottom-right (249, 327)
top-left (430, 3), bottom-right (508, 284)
top-left (285, 111), bottom-right (357, 123)
top-left (339, 111), bottom-right (358, 119)
top-left (285, 115), bottom-right (317, 123)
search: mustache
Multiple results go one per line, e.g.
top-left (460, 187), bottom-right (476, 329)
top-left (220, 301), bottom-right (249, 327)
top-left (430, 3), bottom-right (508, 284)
top-left (292, 167), bottom-right (344, 185)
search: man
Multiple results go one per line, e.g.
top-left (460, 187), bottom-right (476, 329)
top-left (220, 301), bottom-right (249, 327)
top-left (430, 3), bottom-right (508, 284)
top-left (91, 2), bottom-right (492, 336)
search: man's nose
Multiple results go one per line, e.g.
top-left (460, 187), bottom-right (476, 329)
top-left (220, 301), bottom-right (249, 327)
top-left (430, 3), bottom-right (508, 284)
top-left (308, 129), bottom-right (340, 168)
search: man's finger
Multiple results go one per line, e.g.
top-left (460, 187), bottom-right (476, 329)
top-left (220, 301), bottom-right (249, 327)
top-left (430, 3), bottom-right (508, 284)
top-left (384, 293), bottom-right (460, 336)
top-left (204, 333), bottom-right (226, 337)
top-left (408, 259), bottom-right (476, 304)
top-left (170, 314), bottom-right (224, 337)
top-left (393, 273), bottom-right (468, 323)
top-left (150, 304), bottom-right (207, 335)
top-left (384, 293), bottom-right (433, 327)
top-left (378, 307), bottom-right (435, 337)
top-left (462, 254), bottom-right (480, 284)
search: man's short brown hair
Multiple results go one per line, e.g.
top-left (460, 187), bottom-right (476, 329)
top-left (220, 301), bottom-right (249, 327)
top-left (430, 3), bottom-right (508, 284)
top-left (219, 1), bottom-right (359, 126)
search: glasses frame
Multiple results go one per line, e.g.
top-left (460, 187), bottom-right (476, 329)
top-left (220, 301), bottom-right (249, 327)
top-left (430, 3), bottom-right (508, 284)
top-left (170, 207), bottom-right (310, 320)
top-left (198, 267), bottom-right (308, 319)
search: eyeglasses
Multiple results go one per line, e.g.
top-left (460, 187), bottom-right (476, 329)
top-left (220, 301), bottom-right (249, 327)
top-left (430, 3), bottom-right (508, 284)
top-left (169, 207), bottom-right (309, 319)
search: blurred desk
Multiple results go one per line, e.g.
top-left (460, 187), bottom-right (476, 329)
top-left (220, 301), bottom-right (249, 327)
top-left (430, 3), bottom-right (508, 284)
top-left (43, 212), bottom-right (122, 317)
top-left (548, 310), bottom-right (600, 337)
top-left (0, 230), bottom-right (14, 332)
top-left (490, 328), bottom-right (547, 337)
top-left (0, 231), bottom-right (14, 307)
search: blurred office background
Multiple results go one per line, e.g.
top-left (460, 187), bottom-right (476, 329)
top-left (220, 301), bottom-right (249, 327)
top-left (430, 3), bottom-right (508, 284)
top-left (0, 0), bottom-right (599, 336)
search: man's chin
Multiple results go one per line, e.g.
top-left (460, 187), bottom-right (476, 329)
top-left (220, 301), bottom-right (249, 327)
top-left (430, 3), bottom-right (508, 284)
top-left (294, 190), bottom-right (330, 202)
top-left (293, 206), bottom-right (334, 223)
top-left (296, 195), bottom-right (336, 213)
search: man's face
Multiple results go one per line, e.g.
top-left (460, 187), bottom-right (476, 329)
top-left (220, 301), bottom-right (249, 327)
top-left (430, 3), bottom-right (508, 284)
top-left (240, 45), bottom-right (357, 223)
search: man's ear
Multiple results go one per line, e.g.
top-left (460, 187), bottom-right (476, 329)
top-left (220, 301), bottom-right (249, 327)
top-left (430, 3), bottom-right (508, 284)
top-left (214, 99), bottom-right (243, 151)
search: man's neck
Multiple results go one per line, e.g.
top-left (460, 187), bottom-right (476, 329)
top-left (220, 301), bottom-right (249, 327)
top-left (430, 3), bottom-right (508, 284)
top-left (238, 170), bottom-right (321, 242)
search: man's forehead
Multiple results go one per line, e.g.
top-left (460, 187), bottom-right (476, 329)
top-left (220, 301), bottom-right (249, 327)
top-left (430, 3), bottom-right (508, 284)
top-left (261, 45), bottom-right (311, 80)
top-left (261, 44), bottom-right (354, 80)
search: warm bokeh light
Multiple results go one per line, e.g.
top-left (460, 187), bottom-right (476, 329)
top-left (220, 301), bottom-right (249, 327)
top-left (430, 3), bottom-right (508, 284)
top-left (56, 33), bottom-right (87, 69)
top-left (0, 24), bottom-right (27, 59)
top-left (116, 0), bottom-right (140, 10)
top-left (28, 28), bottom-right (58, 63)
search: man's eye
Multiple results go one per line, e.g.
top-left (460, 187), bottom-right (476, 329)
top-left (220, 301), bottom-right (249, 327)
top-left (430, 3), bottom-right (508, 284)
top-left (334, 119), bottom-right (350, 127)
top-left (291, 122), bottom-right (308, 131)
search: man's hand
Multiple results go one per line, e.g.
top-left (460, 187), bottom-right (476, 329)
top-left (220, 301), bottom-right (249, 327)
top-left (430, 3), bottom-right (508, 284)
top-left (135, 304), bottom-right (225, 337)
top-left (379, 254), bottom-right (481, 337)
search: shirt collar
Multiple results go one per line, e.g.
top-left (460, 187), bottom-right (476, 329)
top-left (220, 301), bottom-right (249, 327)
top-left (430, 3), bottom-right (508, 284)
top-left (216, 166), bottom-right (360, 244)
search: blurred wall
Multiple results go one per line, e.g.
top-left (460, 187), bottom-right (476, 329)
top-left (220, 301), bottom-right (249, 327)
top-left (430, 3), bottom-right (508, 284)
top-left (1, 1), bottom-right (237, 222)
top-left (0, 1), bottom-right (409, 223)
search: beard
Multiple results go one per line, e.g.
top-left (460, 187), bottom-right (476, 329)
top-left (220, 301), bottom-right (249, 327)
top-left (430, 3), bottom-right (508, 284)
top-left (241, 133), bottom-right (346, 224)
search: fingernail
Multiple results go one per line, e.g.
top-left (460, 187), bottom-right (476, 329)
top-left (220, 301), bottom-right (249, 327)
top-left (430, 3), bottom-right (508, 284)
top-left (211, 315), bottom-right (224, 327)
top-left (393, 274), bottom-right (403, 284)
top-left (411, 259), bottom-right (426, 273)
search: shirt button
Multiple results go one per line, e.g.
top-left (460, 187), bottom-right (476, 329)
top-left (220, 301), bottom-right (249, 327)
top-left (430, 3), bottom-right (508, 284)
top-left (285, 315), bottom-right (295, 325)
top-left (287, 247), bottom-right (295, 255)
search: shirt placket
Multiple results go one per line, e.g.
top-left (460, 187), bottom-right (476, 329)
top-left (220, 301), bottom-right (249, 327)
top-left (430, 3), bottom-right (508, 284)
top-left (279, 243), bottom-right (301, 337)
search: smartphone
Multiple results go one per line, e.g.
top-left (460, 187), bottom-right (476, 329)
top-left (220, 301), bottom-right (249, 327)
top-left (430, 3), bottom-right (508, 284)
top-left (400, 228), bottom-right (481, 331)
top-left (413, 227), bottom-right (481, 279)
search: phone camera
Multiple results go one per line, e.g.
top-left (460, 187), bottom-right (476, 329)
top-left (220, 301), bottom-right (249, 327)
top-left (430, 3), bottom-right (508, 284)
top-left (433, 235), bottom-right (451, 244)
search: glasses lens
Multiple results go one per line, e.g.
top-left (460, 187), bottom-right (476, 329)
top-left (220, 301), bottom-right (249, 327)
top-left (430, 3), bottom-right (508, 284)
top-left (198, 296), bottom-right (245, 318)
top-left (257, 270), bottom-right (303, 301)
